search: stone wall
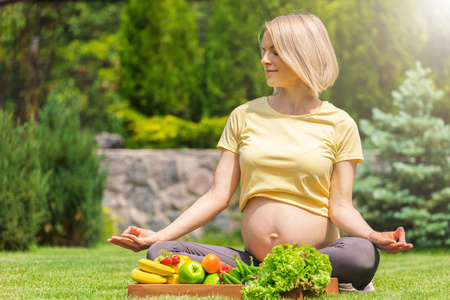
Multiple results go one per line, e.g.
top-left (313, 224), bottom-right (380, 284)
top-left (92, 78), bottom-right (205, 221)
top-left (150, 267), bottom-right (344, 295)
top-left (100, 149), bottom-right (240, 240)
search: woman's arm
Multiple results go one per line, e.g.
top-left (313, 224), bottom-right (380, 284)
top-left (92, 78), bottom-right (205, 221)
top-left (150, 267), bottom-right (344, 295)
top-left (328, 160), bottom-right (413, 254)
top-left (107, 149), bottom-right (241, 252)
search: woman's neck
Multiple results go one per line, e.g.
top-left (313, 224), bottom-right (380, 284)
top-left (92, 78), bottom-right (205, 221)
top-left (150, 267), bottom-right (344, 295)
top-left (270, 85), bottom-right (322, 116)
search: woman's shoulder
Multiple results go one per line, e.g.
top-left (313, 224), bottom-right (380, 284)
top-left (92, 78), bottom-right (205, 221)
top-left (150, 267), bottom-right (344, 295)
top-left (230, 96), bottom-right (268, 115)
top-left (321, 101), bottom-right (356, 124)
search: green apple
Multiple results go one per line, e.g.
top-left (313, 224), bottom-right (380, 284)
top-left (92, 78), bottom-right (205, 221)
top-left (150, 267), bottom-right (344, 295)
top-left (178, 261), bottom-right (205, 284)
top-left (203, 273), bottom-right (221, 285)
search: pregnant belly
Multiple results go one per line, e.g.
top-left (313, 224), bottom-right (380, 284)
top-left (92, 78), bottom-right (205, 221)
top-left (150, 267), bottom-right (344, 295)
top-left (241, 197), bottom-right (339, 262)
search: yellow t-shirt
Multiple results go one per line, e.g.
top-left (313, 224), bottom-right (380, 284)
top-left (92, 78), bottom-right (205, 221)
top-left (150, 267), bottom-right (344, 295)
top-left (217, 97), bottom-right (363, 217)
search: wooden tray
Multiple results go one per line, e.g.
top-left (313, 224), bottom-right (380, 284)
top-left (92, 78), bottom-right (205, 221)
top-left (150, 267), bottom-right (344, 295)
top-left (128, 277), bottom-right (338, 299)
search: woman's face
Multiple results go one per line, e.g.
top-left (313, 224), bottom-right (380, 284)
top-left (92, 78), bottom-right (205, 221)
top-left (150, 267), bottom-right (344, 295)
top-left (260, 31), bottom-right (301, 89)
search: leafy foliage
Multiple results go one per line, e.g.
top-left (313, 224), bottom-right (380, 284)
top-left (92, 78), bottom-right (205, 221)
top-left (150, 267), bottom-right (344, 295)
top-left (354, 62), bottom-right (450, 248)
top-left (1, 1), bottom-right (450, 148)
top-left (321, 0), bottom-right (426, 120)
top-left (0, 2), bottom-right (61, 121)
top-left (115, 104), bottom-right (227, 149)
top-left (51, 2), bottom-right (126, 133)
top-left (0, 111), bottom-right (48, 250)
top-left (0, 88), bottom-right (107, 250)
top-left (416, 0), bottom-right (450, 122)
top-left (202, 0), bottom-right (272, 117)
top-left (0, 2), bottom-right (125, 131)
top-left (242, 243), bottom-right (332, 299)
top-left (119, 0), bottom-right (201, 120)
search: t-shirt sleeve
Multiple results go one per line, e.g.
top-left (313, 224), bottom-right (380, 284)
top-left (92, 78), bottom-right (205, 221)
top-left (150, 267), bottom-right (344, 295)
top-left (335, 116), bottom-right (364, 164)
top-left (217, 107), bottom-right (242, 154)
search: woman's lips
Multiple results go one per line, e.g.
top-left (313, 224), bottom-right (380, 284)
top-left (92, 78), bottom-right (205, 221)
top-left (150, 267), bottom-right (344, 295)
top-left (266, 69), bottom-right (277, 75)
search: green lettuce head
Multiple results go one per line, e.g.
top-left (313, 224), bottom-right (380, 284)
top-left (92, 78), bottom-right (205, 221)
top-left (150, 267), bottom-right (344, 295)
top-left (241, 243), bottom-right (332, 299)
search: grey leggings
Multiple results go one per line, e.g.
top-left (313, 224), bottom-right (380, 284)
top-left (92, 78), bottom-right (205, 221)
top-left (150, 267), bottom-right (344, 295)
top-left (147, 237), bottom-right (379, 290)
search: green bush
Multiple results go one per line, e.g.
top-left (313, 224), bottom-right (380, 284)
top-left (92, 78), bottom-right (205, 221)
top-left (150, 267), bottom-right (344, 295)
top-left (0, 111), bottom-right (49, 251)
top-left (35, 91), bottom-right (108, 247)
top-left (354, 62), bottom-right (450, 248)
top-left (115, 103), bottom-right (228, 149)
top-left (0, 92), bottom-right (108, 250)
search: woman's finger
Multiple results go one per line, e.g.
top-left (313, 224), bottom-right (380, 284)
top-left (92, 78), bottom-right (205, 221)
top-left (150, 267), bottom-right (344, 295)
top-left (122, 226), bottom-right (133, 235)
top-left (392, 227), bottom-right (413, 248)
top-left (129, 226), bottom-right (142, 236)
top-left (110, 236), bottom-right (144, 252)
top-left (108, 238), bottom-right (133, 249)
top-left (123, 233), bottom-right (139, 241)
top-left (397, 227), bottom-right (407, 244)
top-left (382, 241), bottom-right (413, 254)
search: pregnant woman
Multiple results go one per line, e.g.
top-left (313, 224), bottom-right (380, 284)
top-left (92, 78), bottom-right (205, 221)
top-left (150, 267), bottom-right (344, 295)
top-left (108, 12), bottom-right (413, 291)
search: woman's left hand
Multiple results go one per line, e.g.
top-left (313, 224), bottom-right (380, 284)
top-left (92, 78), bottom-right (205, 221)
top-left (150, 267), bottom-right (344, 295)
top-left (107, 226), bottom-right (158, 252)
top-left (368, 227), bottom-right (413, 254)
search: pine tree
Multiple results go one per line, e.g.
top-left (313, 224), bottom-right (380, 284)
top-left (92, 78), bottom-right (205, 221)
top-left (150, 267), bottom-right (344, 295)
top-left (0, 111), bottom-right (48, 250)
top-left (354, 62), bottom-right (450, 247)
top-left (35, 92), bottom-right (107, 247)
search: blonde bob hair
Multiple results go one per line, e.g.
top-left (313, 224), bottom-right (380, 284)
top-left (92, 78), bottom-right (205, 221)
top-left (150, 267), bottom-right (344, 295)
top-left (262, 13), bottom-right (339, 98)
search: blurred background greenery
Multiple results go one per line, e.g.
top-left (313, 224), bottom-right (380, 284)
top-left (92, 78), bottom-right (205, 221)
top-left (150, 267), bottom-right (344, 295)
top-left (0, 0), bottom-right (449, 250)
top-left (1, 0), bottom-right (449, 147)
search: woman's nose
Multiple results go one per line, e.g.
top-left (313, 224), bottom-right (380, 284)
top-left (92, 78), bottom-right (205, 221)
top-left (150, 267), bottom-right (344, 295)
top-left (261, 53), bottom-right (270, 65)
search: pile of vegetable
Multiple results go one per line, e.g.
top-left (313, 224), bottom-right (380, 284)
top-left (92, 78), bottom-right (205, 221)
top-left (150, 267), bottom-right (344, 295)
top-left (241, 243), bottom-right (332, 299)
top-left (129, 243), bottom-right (332, 298)
top-left (130, 249), bottom-right (259, 285)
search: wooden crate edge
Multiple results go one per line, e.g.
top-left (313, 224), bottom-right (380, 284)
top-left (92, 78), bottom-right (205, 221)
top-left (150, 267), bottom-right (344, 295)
top-left (128, 277), bottom-right (338, 299)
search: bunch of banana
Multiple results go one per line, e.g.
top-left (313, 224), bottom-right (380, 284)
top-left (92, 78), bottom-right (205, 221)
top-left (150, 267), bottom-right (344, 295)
top-left (131, 259), bottom-right (174, 284)
top-left (131, 256), bottom-right (190, 284)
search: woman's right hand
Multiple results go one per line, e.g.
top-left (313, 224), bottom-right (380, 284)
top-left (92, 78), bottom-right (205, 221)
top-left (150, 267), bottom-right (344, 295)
top-left (368, 227), bottom-right (413, 254)
top-left (107, 226), bottom-right (160, 252)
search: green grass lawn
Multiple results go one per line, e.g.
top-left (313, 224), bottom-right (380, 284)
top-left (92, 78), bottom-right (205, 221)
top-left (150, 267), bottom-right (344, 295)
top-left (0, 243), bottom-right (448, 299)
